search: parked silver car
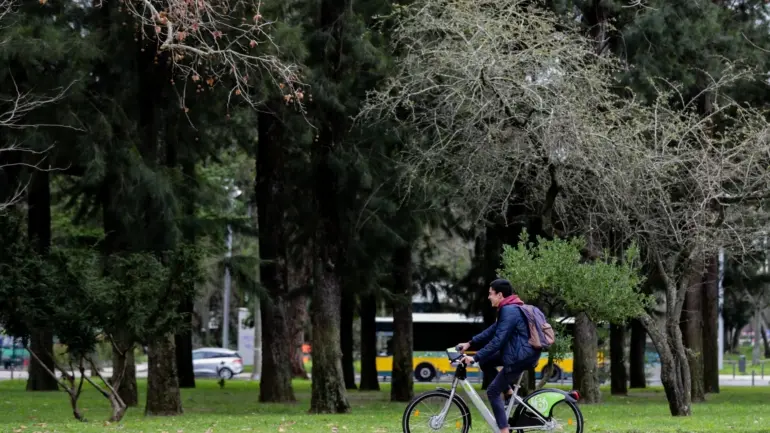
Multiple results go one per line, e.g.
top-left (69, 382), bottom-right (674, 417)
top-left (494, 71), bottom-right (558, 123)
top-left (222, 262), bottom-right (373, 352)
top-left (192, 347), bottom-right (244, 379)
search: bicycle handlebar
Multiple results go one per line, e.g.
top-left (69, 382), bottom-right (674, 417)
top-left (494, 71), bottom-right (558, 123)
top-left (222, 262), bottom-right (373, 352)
top-left (451, 346), bottom-right (478, 366)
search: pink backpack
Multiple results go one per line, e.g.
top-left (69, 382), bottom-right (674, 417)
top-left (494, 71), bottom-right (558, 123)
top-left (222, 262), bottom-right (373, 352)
top-left (518, 305), bottom-right (555, 351)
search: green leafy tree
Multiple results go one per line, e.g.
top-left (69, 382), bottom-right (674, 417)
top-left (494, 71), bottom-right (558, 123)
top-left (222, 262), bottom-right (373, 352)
top-left (499, 231), bottom-right (651, 403)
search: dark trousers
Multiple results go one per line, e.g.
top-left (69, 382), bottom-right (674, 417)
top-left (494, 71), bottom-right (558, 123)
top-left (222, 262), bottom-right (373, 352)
top-left (479, 353), bottom-right (539, 430)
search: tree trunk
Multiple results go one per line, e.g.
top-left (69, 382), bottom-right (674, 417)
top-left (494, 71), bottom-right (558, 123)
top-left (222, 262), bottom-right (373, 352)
top-left (701, 256), bottom-right (719, 393)
top-left (250, 205), bottom-right (263, 381)
top-left (252, 296), bottom-right (263, 380)
top-left (646, 317), bottom-right (692, 416)
top-left (573, 312), bottom-right (600, 403)
top-left (26, 171), bottom-right (58, 392)
top-left (761, 324), bottom-right (770, 358)
top-left (519, 368), bottom-right (536, 396)
top-left (610, 323), bottom-right (627, 395)
top-left (309, 259), bottom-right (351, 413)
top-left (287, 250), bottom-right (311, 380)
top-left (26, 330), bottom-right (58, 391)
top-left (629, 318), bottom-right (647, 389)
top-left (256, 107), bottom-right (295, 403)
top-left (641, 273), bottom-right (692, 418)
top-left (111, 336), bottom-right (137, 407)
top-left (174, 304), bottom-right (195, 388)
top-left (175, 159), bottom-right (197, 389)
top-left (731, 328), bottom-right (741, 355)
top-left (260, 297), bottom-right (296, 402)
top-left (681, 265), bottom-right (705, 403)
top-left (359, 293), bottom-right (380, 391)
top-left (145, 334), bottom-right (182, 416)
top-left (341, 287), bottom-right (357, 390)
top-left (390, 244), bottom-right (414, 402)
top-left (288, 295), bottom-right (309, 380)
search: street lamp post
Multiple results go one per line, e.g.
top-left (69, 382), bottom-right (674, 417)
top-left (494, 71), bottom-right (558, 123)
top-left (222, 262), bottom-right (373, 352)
top-left (222, 184), bottom-right (242, 349)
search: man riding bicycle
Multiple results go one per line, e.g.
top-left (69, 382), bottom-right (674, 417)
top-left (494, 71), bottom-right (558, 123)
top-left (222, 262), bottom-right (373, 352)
top-left (456, 279), bottom-right (540, 433)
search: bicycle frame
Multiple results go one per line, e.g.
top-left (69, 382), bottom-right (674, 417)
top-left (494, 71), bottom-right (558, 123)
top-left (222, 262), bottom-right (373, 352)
top-left (436, 361), bottom-right (555, 432)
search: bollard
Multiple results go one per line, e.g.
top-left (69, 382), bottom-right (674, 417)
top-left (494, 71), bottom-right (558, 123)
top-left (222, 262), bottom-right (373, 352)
top-left (739, 355), bottom-right (747, 374)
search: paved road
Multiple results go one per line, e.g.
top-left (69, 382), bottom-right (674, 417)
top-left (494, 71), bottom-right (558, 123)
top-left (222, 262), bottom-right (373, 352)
top-left (2, 365), bottom-right (768, 386)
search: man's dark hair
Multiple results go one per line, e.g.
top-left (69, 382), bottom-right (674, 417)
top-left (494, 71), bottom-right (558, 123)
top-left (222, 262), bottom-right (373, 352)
top-left (490, 278), bottom-right (514, 297)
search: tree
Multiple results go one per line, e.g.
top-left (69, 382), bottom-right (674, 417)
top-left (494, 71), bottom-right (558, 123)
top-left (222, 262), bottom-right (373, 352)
top-left (0, 243), bottom-right (133, 422)
top-left (499, 232), bottom-right (649, 403)
top-left (121, 0), bottom-right (302, 109)
top-left (362, 0), bottom-right (770, 416)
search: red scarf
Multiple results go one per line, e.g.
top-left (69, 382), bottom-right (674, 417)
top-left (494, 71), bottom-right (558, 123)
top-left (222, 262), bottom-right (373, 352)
top-left (498, 295), bottom-right (524, 309)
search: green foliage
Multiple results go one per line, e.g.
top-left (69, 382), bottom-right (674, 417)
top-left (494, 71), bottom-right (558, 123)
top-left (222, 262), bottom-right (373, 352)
top-left (0, 225), bottom-right (202, 358)
top-left (102, 245), bottom-right (203, 343)
top-left (0, 229), bottom-right (106, 358)
top-left (499, 230), bottom-right (651, 323)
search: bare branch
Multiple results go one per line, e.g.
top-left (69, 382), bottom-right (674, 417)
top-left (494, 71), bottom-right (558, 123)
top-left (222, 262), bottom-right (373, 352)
top-left (120, 0), bottom-right (305, 109)
top-left (361, 0), bottom-right (770, 264)
top-left (0, 73), bottom-right (77, 212)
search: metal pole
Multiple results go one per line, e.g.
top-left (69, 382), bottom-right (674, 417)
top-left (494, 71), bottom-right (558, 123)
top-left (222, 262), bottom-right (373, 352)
top-left (222, 224), bottom-right (233, 349)
top-left (718, 248), bottom-right (725, 370)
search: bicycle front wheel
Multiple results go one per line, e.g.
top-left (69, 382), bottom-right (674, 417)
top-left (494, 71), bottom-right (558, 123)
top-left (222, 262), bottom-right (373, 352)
top-left (402, 390), bottom-right (471, 433)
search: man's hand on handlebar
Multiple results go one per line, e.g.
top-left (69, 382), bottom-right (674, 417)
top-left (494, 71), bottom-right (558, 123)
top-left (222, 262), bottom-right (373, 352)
top-left (459, 354), bottom-right (475, 365)
top-left (456, 342), bottom-right (471, 353)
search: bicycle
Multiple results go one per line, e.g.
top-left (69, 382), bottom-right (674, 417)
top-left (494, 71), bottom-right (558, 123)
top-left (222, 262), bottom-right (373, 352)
top-left (401, 347), bottom-right (583, 432)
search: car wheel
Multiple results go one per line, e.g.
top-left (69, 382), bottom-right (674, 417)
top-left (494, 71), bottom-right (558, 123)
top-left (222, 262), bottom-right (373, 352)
top-left (414, 363), bottom-right (436, 382)
top-left (218, 367), bottom-right (234, 380)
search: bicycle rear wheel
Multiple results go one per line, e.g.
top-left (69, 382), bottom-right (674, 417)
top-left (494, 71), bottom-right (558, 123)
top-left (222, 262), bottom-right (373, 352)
top-left (402, 391), bottom-right (470, 433)
top-left (512, 399), bottom-right (583, 433)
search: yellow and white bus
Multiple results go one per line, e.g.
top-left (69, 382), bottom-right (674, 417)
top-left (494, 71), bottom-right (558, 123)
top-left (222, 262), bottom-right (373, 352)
top-left (375, 313), bottom-right (576, 382)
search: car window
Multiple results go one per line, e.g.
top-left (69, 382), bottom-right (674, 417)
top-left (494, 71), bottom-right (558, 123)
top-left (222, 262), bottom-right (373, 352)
top-left (192, 352), bottom-right (205, 360)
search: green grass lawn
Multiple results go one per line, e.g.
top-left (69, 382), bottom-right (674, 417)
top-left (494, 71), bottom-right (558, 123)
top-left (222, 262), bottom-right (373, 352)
top-left (0, 379), bottom-right (768, 433)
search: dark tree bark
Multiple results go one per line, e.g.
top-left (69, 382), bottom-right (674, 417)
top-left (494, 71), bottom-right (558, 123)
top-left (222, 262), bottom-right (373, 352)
top-left (287, 253), bottom-right (310, 380)
top-left (519, 368), bottom-right (537, 396)
top-left (701, 257), bottom-right (719, 393)
top-left (610, 323), bottom-right (627, 395)
top-left (309, 261), bottom-right (350, 413)
top-left (681, 266), bottom-right (705, 403)
top-left (341, 286), bottom-right (357, 390)
top-left (256, 108), bottom-right (296, 403)
top-left (390, 244), bottom-right (414, 402)
top-left (26, 330), bottom-right (58, 392)
top-left (643, 314), bottom-right (692, 416)
top-left (641, 272), bottom-right (693, 418)
top-left (307, 43), bottom-right (350, 412)
top-left (573, 312), bottom-right (600, 403)
top-left (260, 297), bottom-right (296, 402)
top-left (762, 324), bottom-right (770, 358)
top-left (112, 340), bottom-right (138, 407)
top-left (145, 335), bottom-right (182, 416)
top-left (25, 171), bottom-right (58, 392)
top-left (358, 293), bottom-right (380, 391)
top-left (174, 159), bottom-right (197, 389)
top-left (173, 283), bottom-right (195, 389)
top-left (629, 318), bottom-right (647, 389)
top-left (288, 294), bottom-right (309, 380)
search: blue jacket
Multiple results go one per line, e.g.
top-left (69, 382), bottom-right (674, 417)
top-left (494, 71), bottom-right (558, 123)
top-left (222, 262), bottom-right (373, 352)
top-left (470, 304), bottom-right (538, 367)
